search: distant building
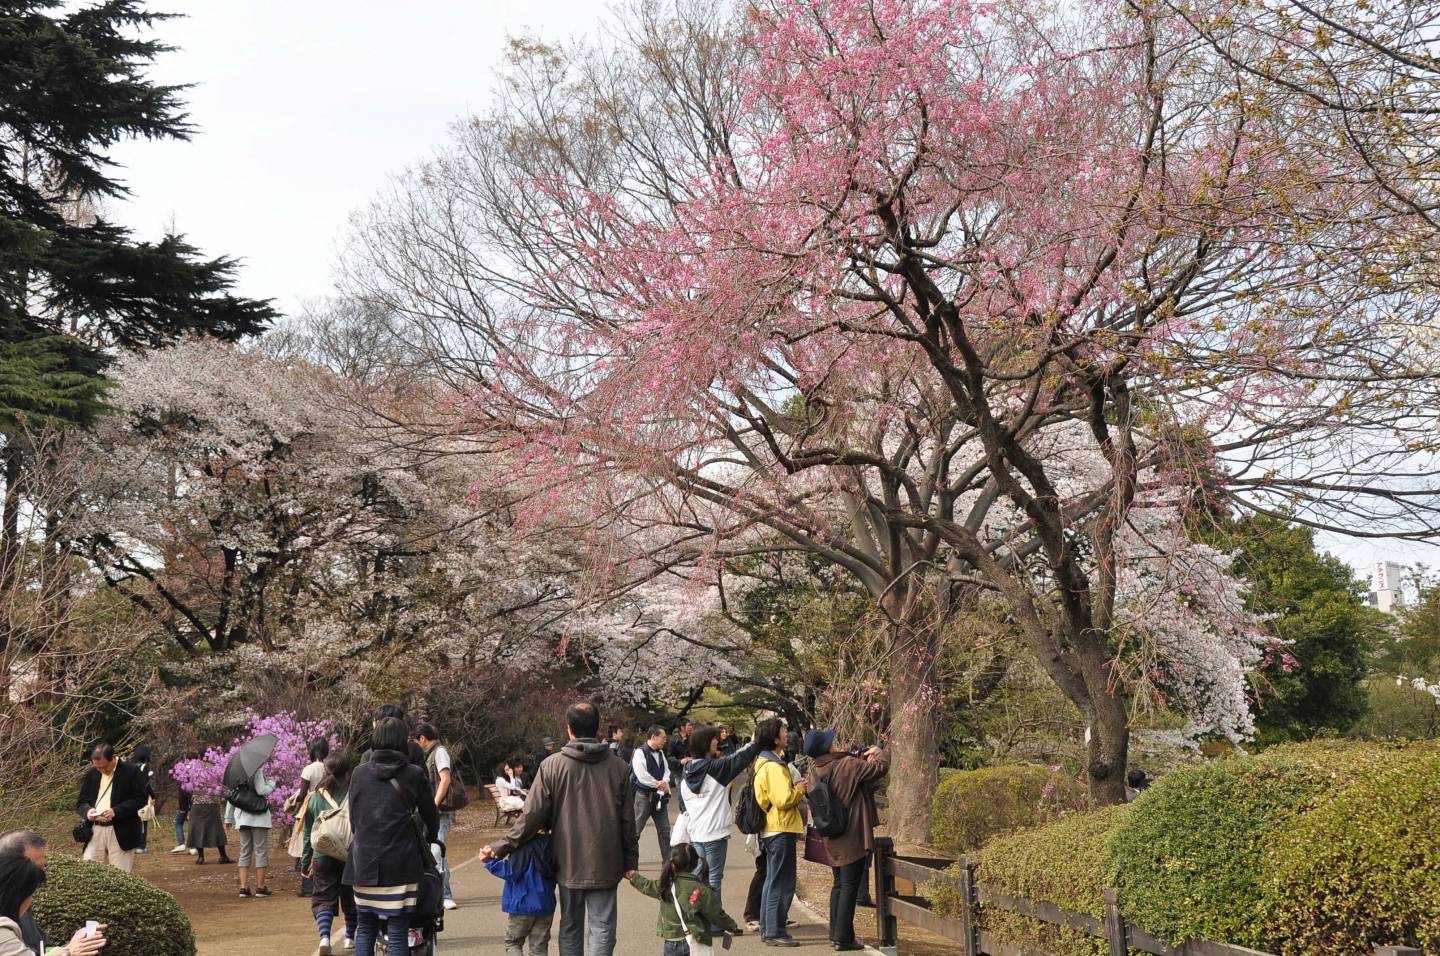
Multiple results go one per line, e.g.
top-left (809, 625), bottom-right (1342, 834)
top-left (1369, 560), bottom-right (1407, 614)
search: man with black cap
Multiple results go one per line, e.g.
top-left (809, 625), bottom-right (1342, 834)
top-left (802, 730), bottom-right (889, 952)
top-left (536, 736), bottom-right (560, 768)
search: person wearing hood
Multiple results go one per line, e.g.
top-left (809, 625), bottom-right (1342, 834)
top-left (344, 717), bottom-right (439, 956)
top-left (681, 724), bottom-right (761, 900)
top-left (483, 701), bottom-right (639, 956)
top-left (802, 730), bottom-right (890, 953)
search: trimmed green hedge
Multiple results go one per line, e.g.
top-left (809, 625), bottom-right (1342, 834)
top-left (972, 806), bottom-right (1128, 956)
top-left (930, 764), bottom-right (1085, 856)
top-left (1107, 741), bottom-right (1410, 949)
top-left (924, 743), bottom-right (1440, 956)
top-left (32, 855), bottom-right (195, 956)
top-left (1260, 748), bottom-right (1440, 955)
top-left (1106, 752), bottom-right (1329, 948)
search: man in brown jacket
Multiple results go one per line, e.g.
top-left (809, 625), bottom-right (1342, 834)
top-left (483, 701), bottom-right (639, 956)
top-left (803, 729), bottom-right (890, 952)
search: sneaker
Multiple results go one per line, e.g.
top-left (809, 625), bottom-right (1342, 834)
top-left (442, 899), bottom-right (458, 911)
top-left (254, 886), bottom-right (272, 897)
top-left (318, 937), bottom-right (332, 956)
top-left (342, 938), bottom-right (354, 951)
top-left (407, 929), bottom-right (424, 949)
top-left (188, 848), bottom-right (198, 855)
top-left (170, 845), bottom-right (188, 853)
top-left (746, 921), bottom-right (761, 932)
top-left (237, 888), bottom-right (251, 898)
top-left (765, 938), bottom-right (800, 948)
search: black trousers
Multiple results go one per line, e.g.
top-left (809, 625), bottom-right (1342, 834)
top-left (829, 858), bottom-right (867, 945)
top-left (744, 850), bottom-right (767, 923)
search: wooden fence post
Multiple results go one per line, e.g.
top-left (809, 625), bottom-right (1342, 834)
top-left (873, 837), bottom-right (899, 954)
top-left (1103, 889), bottom-right (1127, 956)
top-left (957, 856), bottom-right (979, 956)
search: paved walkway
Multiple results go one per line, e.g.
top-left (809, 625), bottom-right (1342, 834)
top-left (441, 822), bottom-right (836, 953)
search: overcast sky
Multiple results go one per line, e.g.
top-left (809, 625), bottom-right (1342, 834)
top-left (109, 0), bottom-right (608, 312)
top-left (103, 2), bottom-right (1437, 581)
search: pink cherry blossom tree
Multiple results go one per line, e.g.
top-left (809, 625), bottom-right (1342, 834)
top-left (344, 0), bottom-right (1440, 837)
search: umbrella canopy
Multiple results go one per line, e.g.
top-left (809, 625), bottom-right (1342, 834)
top-left (222, 734), bottom-right (277, 789)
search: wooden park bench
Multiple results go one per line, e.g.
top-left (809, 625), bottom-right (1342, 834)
top-left (484, 783), bottom-right (523, 828)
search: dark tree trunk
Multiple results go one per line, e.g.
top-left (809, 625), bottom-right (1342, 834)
top-left (884, 609), bottom-right (942, 846)
top-left (1086, 692), bottom-right (1130, 805)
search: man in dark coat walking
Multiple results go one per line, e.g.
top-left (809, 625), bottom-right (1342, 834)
top-left (483, 701), bottom-right (639, 956)
top-left (76, 742), bottom-right (150, 872)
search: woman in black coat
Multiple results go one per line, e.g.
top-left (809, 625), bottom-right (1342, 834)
top-left (343, 717), bottom-right (439, 956)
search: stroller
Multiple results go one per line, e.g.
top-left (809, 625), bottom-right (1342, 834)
top-left (381, 839), bottom-right (446, 955)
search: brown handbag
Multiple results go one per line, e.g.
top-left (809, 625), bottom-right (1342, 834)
top-left (803, 825), bottom-right (835, 866)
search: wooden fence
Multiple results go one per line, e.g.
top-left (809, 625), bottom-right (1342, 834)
top-left (870, 838), bottom-right (1421, 956)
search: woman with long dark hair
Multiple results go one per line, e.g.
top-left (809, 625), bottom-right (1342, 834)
top-left (343, 717), bottom-right (438, 956)
top-left (0, 855), bottom-right (107, 956)
top-left (628, 844), bottom-right (738, 955)
top-left (303, 751), bottom-right (357, 955)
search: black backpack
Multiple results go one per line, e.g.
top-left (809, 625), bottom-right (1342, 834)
top-left (735, 770), bottom-right (767, 835)
top-left (806, 764), bottom-right (849, 838)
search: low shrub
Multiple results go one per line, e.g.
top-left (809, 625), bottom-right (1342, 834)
top-left (942, 805), bottom-right (1129, 956)
top-left (1106, 753), bottom-right (1327, 948)
top-left (1106, 741), bottom-right (1403, 949)
top-left (32, 855), bottom-right (195, 956)
top-left (930, 764), bottom-right (1085, 855)
top-left (1260, 747), bottom-right (1440, 955)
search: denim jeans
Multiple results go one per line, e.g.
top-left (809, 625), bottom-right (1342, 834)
top-left (557, 885), bottom-right (618, 956)
top-left (437, 811), bottom-right (454, 902)
top-left (353, 911), bottom-right (407, 956)
top-left (760, 833), bottom-right (797, 940)
top-left (693, 838), bottom-right (729, 897)
top-left (663, 940), bottom-right (691, 956)
top-left (829, 857), bottom-right (867, 945)
top-left (174, 813), bottom-right (186, 847)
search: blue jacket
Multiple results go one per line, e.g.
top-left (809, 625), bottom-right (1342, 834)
top-left (485, 834), bottom-right (556, 916)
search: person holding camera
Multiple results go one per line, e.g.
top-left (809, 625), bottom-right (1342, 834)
top-left (630, 726), bottom-right (673, 863)
top-left (802, 731), bottom-right (890, 953)
top-left (75, 742), bottom-right (149, 874)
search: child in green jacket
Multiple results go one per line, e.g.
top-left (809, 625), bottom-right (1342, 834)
top-left (628, 844), bottom-right (739, 955)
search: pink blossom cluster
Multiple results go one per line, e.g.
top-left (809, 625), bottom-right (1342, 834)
top-left (171, 710), bottom-right (336, 821)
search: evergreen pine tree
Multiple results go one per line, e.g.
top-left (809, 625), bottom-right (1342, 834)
top-left (0, 0), bottom-right (276, 428)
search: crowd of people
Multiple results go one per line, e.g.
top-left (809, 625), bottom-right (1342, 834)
top-left (41, 704), bottom-right (462, 956)
top-left (481, 702), bottom-right (889, 954)
top-left (1, 702), bottom-right (888, 956)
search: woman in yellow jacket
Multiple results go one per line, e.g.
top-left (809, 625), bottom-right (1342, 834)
top-left (752, 718), bottom-right (806, 946)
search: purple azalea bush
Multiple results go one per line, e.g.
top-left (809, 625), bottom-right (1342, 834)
top-left (172, 710), bottom-right (336, 822)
